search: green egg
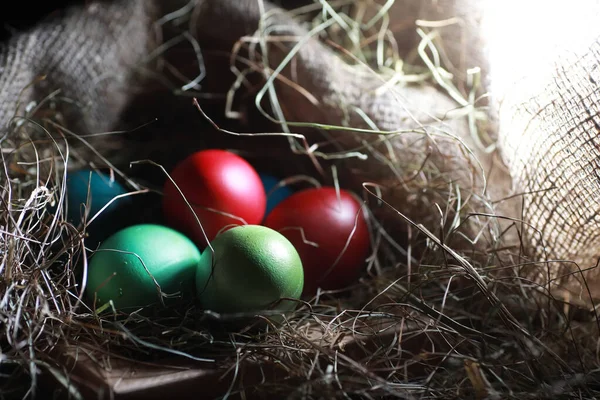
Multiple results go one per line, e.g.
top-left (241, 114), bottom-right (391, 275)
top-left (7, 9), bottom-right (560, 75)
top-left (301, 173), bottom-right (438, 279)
top-left (196, 225), bottom-right (304, 315)
top-left (85, 224), bottom-right (201, 311)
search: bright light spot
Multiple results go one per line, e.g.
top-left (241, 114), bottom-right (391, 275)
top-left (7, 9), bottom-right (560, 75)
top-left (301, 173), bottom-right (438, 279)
top-left (480, 0), bottom-right (600, 100)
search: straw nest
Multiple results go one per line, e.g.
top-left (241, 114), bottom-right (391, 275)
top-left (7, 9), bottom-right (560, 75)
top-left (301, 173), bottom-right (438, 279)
top-left (2, 1), bottom-right (600, 399)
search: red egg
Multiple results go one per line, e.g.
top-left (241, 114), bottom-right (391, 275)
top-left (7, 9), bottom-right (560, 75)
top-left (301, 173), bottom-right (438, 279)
top-left (162, 149), bottom-right (266, 246)
top-left (264, 187), bottom-right (370, 295)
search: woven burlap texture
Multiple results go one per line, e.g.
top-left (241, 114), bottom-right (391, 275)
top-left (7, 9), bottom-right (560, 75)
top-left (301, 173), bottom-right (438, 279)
top-left (0, 0), bottom-right (156, 133)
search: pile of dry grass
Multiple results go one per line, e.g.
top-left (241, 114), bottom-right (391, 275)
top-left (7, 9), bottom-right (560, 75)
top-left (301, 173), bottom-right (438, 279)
top-left (2, 1), bottom-right (600, 399)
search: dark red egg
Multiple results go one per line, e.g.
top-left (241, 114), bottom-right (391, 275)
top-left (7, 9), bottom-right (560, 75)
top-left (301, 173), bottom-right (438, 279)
top-left (264, 187), bottom-right (370, 295)
top-left (162, 149), bottom-right (266, 246)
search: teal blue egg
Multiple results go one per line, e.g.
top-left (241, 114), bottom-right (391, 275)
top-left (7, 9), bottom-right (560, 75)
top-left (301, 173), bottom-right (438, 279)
top-left (260, 174), bottom-right (293, 217)
top-left (66, 169), bottom-right (129, 225)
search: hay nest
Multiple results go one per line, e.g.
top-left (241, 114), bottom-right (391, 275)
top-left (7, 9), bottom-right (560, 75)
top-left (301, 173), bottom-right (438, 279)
top-left (2, 1), bottom-right (600, 399)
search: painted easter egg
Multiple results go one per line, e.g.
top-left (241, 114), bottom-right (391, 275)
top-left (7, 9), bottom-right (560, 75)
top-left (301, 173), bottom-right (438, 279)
top-left (85, 224), bottom-right (201, 311)
top-left (264, 187), bottom-right (369, 295)
top-left (66, 169), bottom-right (132, 247)
top-left (66, 169), bottom-right (129, 226)
top-left (162, 149), bottom-right (266, 246)
top-left (260, 174), bottom-right (293, 217)
top-left (196, 225), bottom-right (303, 314)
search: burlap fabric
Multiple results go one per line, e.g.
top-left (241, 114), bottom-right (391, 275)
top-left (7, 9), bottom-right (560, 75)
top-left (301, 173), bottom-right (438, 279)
top-left (0, 0), bottom-right (157, 134)
top-left (3, 0), bottom-right (600, 304)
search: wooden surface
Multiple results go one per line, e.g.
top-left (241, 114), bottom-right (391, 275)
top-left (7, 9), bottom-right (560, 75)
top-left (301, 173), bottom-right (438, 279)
top-left (41, 322), bottom-right (424, 399)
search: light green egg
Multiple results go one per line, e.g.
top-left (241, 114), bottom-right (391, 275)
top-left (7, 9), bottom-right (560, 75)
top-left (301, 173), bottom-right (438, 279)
top-left (85, 224), bottom-right (201, 311)
top-left (196, 225), bottom-right (304, 315)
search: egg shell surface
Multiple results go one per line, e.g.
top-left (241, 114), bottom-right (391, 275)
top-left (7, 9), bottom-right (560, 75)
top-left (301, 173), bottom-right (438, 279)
top-left (66, 169), bottom-right (133, 247)
top-left (66, 169), bottom-right (129, 225)
top-left (264, 187), bottom-right (370, 295)
top-left (86, 224), bottom-right (201, 311)
top-left (259, 174), bottom-right (293, 217)
top-left (162, 149), bottom-right (266, 247)
top-left (196, 225), bottom-right (303, 314)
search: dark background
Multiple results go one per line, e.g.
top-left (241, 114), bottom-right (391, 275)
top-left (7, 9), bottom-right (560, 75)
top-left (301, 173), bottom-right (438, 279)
top-left (0, 0), bottom-right (315, 41)
top-left (0, 0), bottom-right (83, 40)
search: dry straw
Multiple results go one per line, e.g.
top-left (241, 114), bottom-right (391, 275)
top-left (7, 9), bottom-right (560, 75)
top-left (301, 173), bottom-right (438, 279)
top-left (1, 0), bottom-right (600, 399)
